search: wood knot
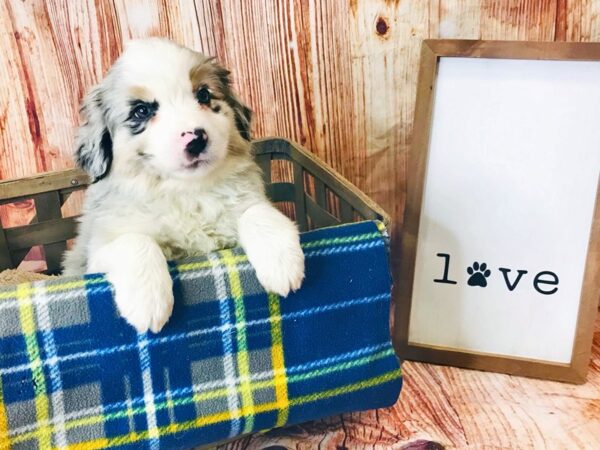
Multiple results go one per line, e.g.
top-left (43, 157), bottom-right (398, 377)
top-left (375, 16), bottom-right (389, 37)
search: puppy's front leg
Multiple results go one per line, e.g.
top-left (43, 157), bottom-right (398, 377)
top-left (238, 203), bottom-right (305, 296)
top-left (89, 233), bottom-right (174, 333)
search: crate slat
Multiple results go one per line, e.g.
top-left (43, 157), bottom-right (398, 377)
top-left (0, 169), bottom-right (89, 202)
top-left (266, 182), bottom-right (295, 203)
top-left (255, 153), bottom-right (272, 185)
top-left (314, 178), bottom-right (328, 209)
top-left (34, 191), bottom-right (67, 274)
top-left (293, 163), bottom-right (308, 231)
top-left (0, 226), bottom-right (13, 271)
top-left (305, 196), bottom-right (340, 228)
top-left (5, 217), bottom-right (78, 251)
top-left (340, 200), bottom-right (354, 223)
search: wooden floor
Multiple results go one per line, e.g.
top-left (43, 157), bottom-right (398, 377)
top-left (221, 311), bottom-right (600, 449)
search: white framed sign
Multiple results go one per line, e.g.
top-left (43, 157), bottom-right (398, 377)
top-left (395, 40), bottom-right (600, 383)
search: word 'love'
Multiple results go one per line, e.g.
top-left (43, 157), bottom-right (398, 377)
top-left (433, 253), bottom-right (559, 295)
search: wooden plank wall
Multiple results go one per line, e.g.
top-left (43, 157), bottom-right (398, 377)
top-left (1, 0), bottom-right (600, 247)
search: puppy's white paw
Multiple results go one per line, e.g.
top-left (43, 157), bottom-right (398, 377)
top-left (88, 233), bottom-right (175, 333)
top-left (252, 240), bottom-right (305, 297)
top-left (110, 272), bottom-right (174, 333)
top-left (239, 202), bottom-right (306, 298)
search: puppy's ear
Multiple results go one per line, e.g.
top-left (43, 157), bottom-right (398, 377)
top-left (215, 66), bottom-right (253, 141)
top-left (230, 96), bottom-right (252, 141)
top-left (74, 86), bottom-right (113, 182)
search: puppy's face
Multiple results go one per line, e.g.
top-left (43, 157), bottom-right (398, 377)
top-left (75, 39), bottom-right (251, 182)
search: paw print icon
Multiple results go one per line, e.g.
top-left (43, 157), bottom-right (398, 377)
top-left (467, 261), bottom-right (491, 287)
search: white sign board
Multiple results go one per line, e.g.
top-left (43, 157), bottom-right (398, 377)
top-left (397, 41), bottom-right (600, 383)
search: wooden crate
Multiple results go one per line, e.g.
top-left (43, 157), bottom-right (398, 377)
top-left (0, 138), bottom-right (389, 275)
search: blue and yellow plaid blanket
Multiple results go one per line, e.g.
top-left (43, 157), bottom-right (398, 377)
top-left (0, 221), bottom-right (401, 450)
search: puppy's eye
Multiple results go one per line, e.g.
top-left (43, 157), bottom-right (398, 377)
top-left (196, 87), bottom-right (211, 105)
top-left (132, 104), bottom-right (150, 120)
top-left (127, 100), bottom-right (158, 134)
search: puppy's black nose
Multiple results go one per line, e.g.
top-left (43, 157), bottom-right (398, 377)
top-left (186, 128), bottom-right (208, 157)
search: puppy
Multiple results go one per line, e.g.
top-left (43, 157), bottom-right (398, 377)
top-left (62, 38), bottom-right (304, 333)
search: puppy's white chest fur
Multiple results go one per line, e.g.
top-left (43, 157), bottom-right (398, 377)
top-left (152, 193), bottom-right (237, 260)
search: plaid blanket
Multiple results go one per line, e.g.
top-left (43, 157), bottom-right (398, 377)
top-left (0, 221), bottom-right (401, 450)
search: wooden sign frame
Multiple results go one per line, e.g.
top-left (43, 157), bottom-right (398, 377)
top-left (394, 39), bottom-right (600, 384)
